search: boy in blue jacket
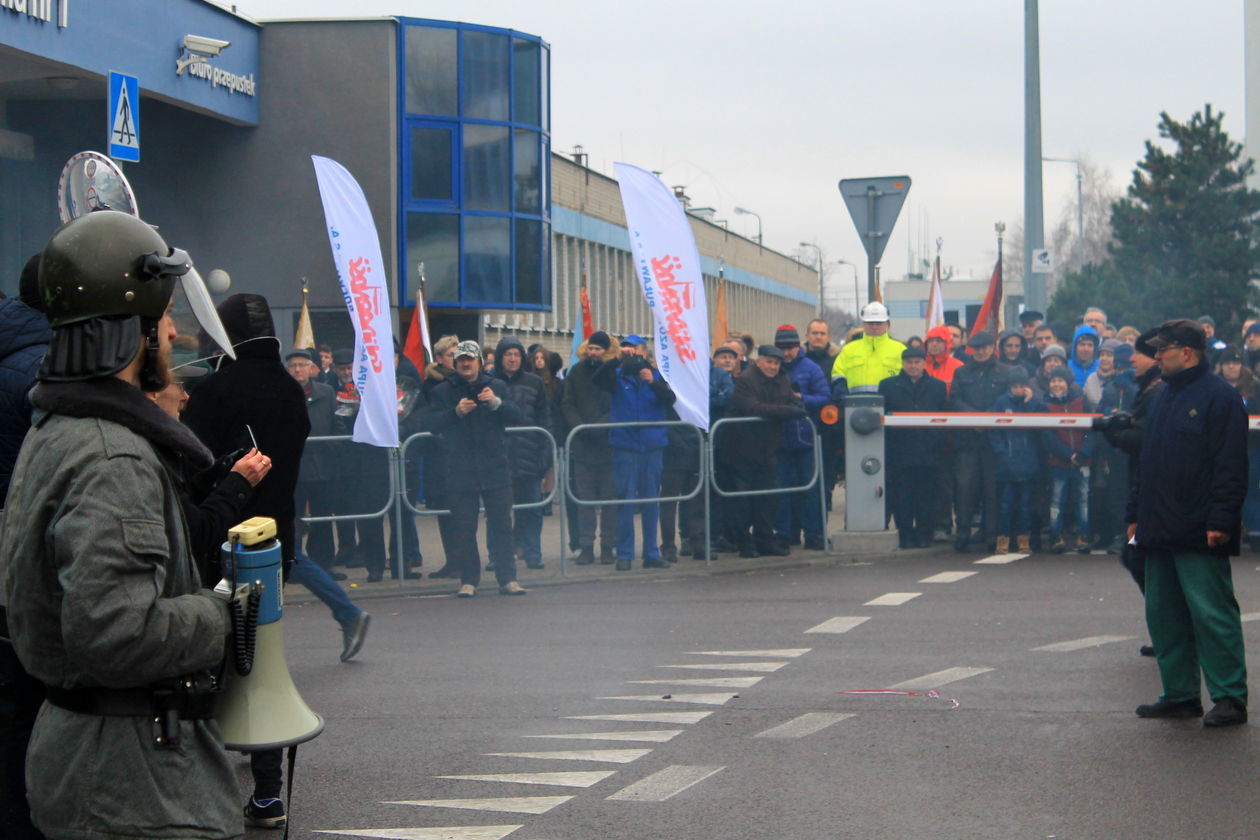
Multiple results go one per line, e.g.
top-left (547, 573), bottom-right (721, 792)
top-left (989, 368), bottom-right (1045, 553)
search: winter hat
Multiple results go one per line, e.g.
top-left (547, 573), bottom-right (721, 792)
top-left (902, 346), bottom-right (926, 360)
top-left (1112, 343), bottom-right (1135, 369)
top-left (1006, 366), bottom-right (1031, 387)
top-left (967, 331), bottom-right (995, 348)
top-left (1041, 343), bottom-right (1067, 361)
top-left (588, 330), bottom-right (611, 350)
top-left (1047, 366), bottom-right (1073, 385)
top-left (713, 345), bottom-right (738, 358)
top-left (1099, 338), bottom-right (1123, 356)
top-left (757, 344), bottom-right (785, 360)
top-left (774, 324), bottom-right (801, 347)
top-left (333, 348), bottom-right (354, 365)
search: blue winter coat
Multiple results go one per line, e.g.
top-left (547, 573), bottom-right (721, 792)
top-left (1130, 360), bottom-right (1249, 556)
top-left (593, 357), bottom-right (677, 451)
top-left (989, 391), bottom-right (1046, 481)
top-left (779, 354), bottom-right (829, 451)
top-left (0, 298), bottom-right (51, 501)
top-left (710, 363), bottom-right (734, 423)
top-left (1067, 324), bottom-right (1100, 386)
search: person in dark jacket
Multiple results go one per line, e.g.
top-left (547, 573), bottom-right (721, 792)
top-left (286, 349), bottom-right (343, 577)
top-left (593, 334), bottom-right (676, 570)
top-left (492, 336), bottom-right (552, 570)
top-left (989, 368), bottom-right (1046, 554)
top-left (804, 319), bottom-right (842, 510)
top-left (879, 346), bottom-right (949, 548)
top-left (997, 328), bottom-right (1035, 380)
top-left (1042, 367), bottom-right (1094, 553)
top-left (422, 335), bottom-right (460, 578)
top-left (0, 254), bottom-right (49, 840)
top-left (720, 346), bottom-right (804, 557)
top-left (949, 331), bottom-right (1009, 551)
top-left (423, 341), bottom-right (526, 596)
top-left (562, 331), bottom-right (618, 565)
top-left (1130, 319), bottom-right (1249, 726)
top-left (773, 325), bottom-right (830, 551)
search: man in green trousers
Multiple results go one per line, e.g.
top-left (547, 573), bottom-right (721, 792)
top-left (1128, 318), bottom-right (1249, 727)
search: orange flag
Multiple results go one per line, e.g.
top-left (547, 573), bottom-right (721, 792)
top-left (711, 273), bottom-right (729, 352)
top-left (969, 254), bottom-right (1004, 337)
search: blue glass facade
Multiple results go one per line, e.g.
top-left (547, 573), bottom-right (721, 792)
top-left (399, 19), bottom-right (551, 311)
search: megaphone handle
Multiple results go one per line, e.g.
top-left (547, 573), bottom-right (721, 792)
top-left (229, 584), bottom-right (262, 676)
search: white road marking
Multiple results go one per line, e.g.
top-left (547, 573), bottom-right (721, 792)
top-left (686, 648), bottom-right (810, 657)
top-left (598, 693), bottom-right (739, 706)
top-left (889, 666), bottom-right (994, 690)
top-left (523, 729), bottom-right (682, 743)
top-left (314, 828), bottom-right (522, 840)
top-left (438, 771), bottom-right (615, 788)
top-left (1032, 635), bottom-right (1138, 652)
top-left (918, 571), bottom-right (978, 583)
top-left (974, 553), bottom-right (1027, 564)
top-left (864, 592), bottom-right (922, 606)
top-left (804, 616), bottom-right (870, 634)
top-left (384, 796), bottom-right (571, 815)
top-left (485, 749), bottom-right (650, 763)
top-left (629, 676), bottom-right (763, 688)
top-left (754, 712), bottom-right (855, 739)
top-left (658, 661), bottom-right (788, 673)
top-left (605, 765), bottom-right (724, 802)
top-left (1242, 612), bottom-right (1260, 622)
top-left (565, 711), bottom-right (712, 724)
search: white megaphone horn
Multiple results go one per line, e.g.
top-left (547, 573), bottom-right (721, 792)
top-left (214, 517), bottom-right (323, 750)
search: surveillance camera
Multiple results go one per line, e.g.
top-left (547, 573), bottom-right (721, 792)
top-left (183, 35), bottom-right (231, 57)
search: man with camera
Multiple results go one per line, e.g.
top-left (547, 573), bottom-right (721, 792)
top-left (1127, 319), bottom-right (1249, 727)
top-left (594, 335), bottom-right (676, 570)
top-left (423, 341), bottom-right (526, 597)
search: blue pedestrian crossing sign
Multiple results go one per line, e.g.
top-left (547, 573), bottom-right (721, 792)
top-left (107, 71), bottom-right (140, 163)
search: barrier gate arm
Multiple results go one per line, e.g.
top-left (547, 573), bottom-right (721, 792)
top-left (881, 412), bottom-right (1102, 428)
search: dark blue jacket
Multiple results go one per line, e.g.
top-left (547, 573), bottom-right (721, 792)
top-left (989, 392), bottom-right (1046, 481)
top-left (1129, 361), bottom-right (1248, 556)
top-left (0, 299), bottom-right (51, 502)
top-left (779, 354), bottom-right (829, 451)
top-left (593, 356), bottom-right (676, 452)
top-left (709, 363), bottom-right (734, 423)
top-left (878, 371), bottom-right (948, 469)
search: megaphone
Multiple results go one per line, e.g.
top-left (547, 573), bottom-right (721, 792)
top-left (214, 517), bottom-right (324, 750)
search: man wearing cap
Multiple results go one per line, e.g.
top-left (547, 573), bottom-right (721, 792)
top-left (771, 325), bottom-right (829, 550)
top-left (1019, 310), bottom-right (1044, 342)
top-left (721, 345), bottom-right (805, 557)
top-left (424, 341), bottom-right (526, 596)
top-left (1130, 319), bottom-right (1249, 726)
top-left (949, 331), bottom-right (1009, 551)
top-left (594, 335), bottom-right (677, 570)
top-left (831, 302), bottom-right (906, 392)
top-left (879, 346), bottom-right (949, 548)
top-left (561, 331), bottom-right (618, 565)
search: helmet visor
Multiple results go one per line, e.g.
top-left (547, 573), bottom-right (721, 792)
top-left (168, 252), bottom-right (235, 360)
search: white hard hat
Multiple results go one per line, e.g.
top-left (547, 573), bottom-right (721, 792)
top-left (860, 301), bottom-right (890, 322)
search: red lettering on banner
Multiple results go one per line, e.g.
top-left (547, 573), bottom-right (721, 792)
top-left (650, 254), bottom-right (698, 363)
top-left (348, 256), bottom-right (384, 373)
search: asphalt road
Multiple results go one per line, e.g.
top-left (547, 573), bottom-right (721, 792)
top-left (260, 549), bottom-right (1260, 839)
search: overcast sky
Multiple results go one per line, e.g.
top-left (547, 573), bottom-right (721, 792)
top-left (239, 0), bottom-right (1246, 302)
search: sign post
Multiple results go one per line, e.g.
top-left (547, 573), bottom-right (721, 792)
top-left (838, 176), bottom-right (911, 301)
top-left (107, 71), bottom-right (140, 163)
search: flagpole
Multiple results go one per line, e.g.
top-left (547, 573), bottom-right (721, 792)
top-left (995, 222), bottom-right (1006, 333)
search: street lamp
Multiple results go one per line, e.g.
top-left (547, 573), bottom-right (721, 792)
top-left (734, 206), bottom-right (763, 245)
top-left (1042, 156), bottom-right (1083, 240)
top-left (799, 242), bottom-right (823, 317)
top-left (835, 260), bottom-right (861, 318)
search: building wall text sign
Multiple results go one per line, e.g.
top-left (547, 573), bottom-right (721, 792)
top-left (176, 37), bottom-right (256, 97)
top-left (0, 0), bottom-right (68, 27)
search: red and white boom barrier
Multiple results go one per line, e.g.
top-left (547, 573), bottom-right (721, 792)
top-left (881, 412), bottom-right (1260, 429)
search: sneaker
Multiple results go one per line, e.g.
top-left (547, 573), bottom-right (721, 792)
top-left (1204, 697), bottom-right (1247, 727)
top-left (340, 611), bottom-right (371, 663)
top-left (244, 797), bottom-right (287, 829)
top-left (456, 584), bottom-right (476, 598)
top-left (1136, 698), bottom-right (1203, 719)
top-left (1047, 535), bottom-right (1066, 553)
top-left (499, 581), bottom-right (527, 596)
top-left (933, 529), bottom-right (949, 542)
top-left (994, 536), bottom-right (1010, 554)
top-left (1075, 535), bottom-right (1091, 554)
top-left (661, 546), bottom-right (678, 564)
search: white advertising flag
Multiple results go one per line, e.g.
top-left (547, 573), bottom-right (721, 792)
top-left (312, 155), bottom-right (399, 447)
top-left (614, 163), bottom-right (710, 430)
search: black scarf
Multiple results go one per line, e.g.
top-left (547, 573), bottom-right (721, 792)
top-left (31, 378), bottom-right (213, 470)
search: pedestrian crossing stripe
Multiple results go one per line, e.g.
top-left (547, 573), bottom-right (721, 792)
top-left (629, 676), bottom-right (762, 688)
top-left (864, 592), bottom-right (921, 606)
top-left (974, 553), bottom-right (1026, 564)
top-left (888, 666), bottom-right (994, 690)
top-left (598, 693), bottom-right (739, 706)
top-left (566, 711), bottom-right (711, 724)
top-left (658, 661), bottom-right (788, 672)
top-left (754, 712), bottom-right (855, 739)
top-left (314, 828), bottom-right (523, 839)
top-left (437, 771), bottom-right (617, 788)
top-left (1032, 635), bottom-right (1136, 652)
top-left (523, 729), bottom-right (683, 742)
top-left (685, 649), bottom-right (811, 657)
top-left (804, 616), bottom-right (870, 634)
top-left (485, 749), bottom-right (651, 763)
top-left (606, 765), bottom-right (724, 802)
top-left (919, 571), bottom-right (977, 583)
top-left (382, 796), bottom-right (572, 814)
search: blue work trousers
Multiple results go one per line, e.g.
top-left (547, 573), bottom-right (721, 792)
top-left (613, 448), bottom-right (663, 561)
top-left (774, 447), bottom-right (821, 541)
top-left (289, 549), bottom-right (362, 629)
top-left (1049, 465), bottom-right (1089, 536)
top-left (996, 480), bottom-right (1033, 536)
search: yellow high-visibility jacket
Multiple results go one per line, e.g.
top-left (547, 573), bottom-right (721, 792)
top-left (831, 332), bottom-right (906, 391)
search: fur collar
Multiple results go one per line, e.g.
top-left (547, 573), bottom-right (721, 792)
top-left (31, 378), bottom-right (213, 469)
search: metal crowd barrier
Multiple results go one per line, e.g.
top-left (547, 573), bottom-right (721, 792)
top-left (564, 421), bottom-right (707, 569)
top-left (707, 416), bottom-right (831, 557)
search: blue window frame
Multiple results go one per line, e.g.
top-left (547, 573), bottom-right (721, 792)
top-left (398, 19), bottom-right (551, 311)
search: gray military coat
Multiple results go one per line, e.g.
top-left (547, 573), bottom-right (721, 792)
top-left (1, 378), bottom-right (241, 840)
